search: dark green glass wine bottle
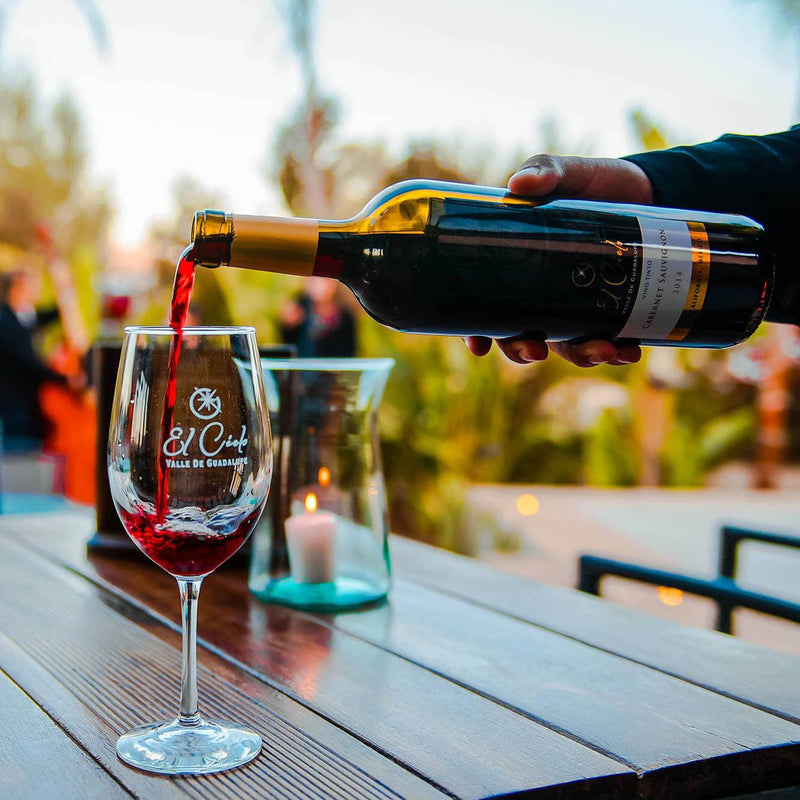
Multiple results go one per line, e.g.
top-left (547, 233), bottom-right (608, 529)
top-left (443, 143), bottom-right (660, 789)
top-left (190, 179), bottom-right (774, 348)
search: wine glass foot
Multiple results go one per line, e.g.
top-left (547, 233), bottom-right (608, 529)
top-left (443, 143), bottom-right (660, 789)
top-left (116, 717), bottom-right (261, 775)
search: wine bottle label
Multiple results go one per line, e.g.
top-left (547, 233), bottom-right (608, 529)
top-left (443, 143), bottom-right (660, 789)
top-left (617, 218), bottom-right (709, 341)
top-left (667, 222), bottom-right (711, 340)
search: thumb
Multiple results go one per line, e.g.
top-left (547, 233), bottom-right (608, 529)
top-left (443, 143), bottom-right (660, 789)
top-left (507, 154), bottom-right (566, 197)
top-left (509, 155), bottom-right (653, 203)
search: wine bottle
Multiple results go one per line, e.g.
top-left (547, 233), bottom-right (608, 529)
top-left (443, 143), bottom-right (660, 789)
top-left (189, 179), bottom-right (774, 348)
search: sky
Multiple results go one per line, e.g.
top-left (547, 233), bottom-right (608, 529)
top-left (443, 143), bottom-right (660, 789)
top-left (2, 0), bottom-right (797, 248)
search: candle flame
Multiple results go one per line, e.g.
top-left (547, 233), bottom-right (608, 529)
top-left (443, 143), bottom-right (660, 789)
top-left (304, 492), bottom-right (318, 513)
top-left (318, 466), bottom-right (331, 487)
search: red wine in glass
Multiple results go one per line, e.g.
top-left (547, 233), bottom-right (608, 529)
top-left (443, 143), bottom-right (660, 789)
top-left (120, 506), bottom-right (261, 577)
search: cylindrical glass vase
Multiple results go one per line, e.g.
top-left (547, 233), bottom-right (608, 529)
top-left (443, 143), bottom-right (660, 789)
top-left (249, 358), bottom-right (394, 611)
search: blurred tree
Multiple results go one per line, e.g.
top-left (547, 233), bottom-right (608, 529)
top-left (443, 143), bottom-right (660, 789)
top-left (736, 0), bottom-right (800, 487)
top-left (268, 0), bottom-right (519, 219)
top-left (0, 0), bottom-right (109, 259)
top-left (145, 176), bottom-right (233, 327)
top-left (750, 324), bottom-right (797, 488)
top-left (739, 0), bottom-right (800, 112)
top-left (0, 0), bottom-right (109, 333)
top-left (0, 70), bottom-right (110, 337)
top-left (629, 107), bottom-right (672, 152)
top-left (0, 0), bottom-right (109, 61)
top-left (270, 0), bottom-right (338, 218)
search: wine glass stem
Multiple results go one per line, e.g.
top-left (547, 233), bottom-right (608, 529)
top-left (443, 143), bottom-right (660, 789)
top-left (177, 577), bottom-right (203, 726)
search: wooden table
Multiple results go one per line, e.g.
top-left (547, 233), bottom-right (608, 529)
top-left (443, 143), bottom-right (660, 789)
top-left (1, 508), bottom-right (800, 799)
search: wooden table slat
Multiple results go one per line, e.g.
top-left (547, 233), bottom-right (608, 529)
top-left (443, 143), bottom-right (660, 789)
top-left (0, 662), bottom-right (132, 800)
top-left (0, 534), bottom-right (446, 800)
top-left (390, 535), bottom-right (800, 721)
top-left (3, 510), bottom-right (800, 799)
top-left (316, 577), bottom-right (800, 795)
top-left (0, 630), bottom-right (189, 800)
top-left (0, 517), bottom-right (633, 800)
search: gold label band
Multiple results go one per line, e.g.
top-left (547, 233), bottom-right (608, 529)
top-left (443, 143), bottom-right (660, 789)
top-left (667, 221), bottom-right (711, 341)
top-left (230, 215), bottom-right (319, 277)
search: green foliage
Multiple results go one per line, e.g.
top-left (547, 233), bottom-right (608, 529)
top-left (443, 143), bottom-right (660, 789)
top-left (0, 70), bottom-right (110, 336)
top-left (661, 384), bottom-right (757, 486)
top-left (584, 407), bottom-right (638, 486)
top-left (700, 406), bottom-right (756, 464)
top-left (0, 1), bottom-right (775, 556)
top-left (0, 72), bottom-right (109, 252)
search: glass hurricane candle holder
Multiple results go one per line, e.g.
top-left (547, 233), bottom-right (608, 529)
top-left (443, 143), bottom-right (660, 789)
top-left (249, 358), bottom-right (394, 611)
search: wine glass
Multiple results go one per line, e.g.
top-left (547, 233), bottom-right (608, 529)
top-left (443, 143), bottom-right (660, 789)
top-left (108, 326), bottom-right (272, 774)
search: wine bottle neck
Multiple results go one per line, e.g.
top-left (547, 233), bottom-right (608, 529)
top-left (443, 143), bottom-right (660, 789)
top-left (191, 211), bottom-right (322, 277)
top-left (228, 215), bottom-right (319, 276)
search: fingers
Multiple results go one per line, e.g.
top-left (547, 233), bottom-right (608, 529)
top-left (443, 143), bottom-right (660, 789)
top-left (465, 336), bottom-right (548, 362)
top-left (508, 154), bottom-right (598, 199)
top-left (548, 340), bottom-right (642, 368)
top-left (496, 339), bottom-right (549, 364)
top-left (508, 154), bottom-right (653, 204)
top-left (464, 336), bottom-right (493, 357)
top-left (609, 342), bottom-right (643, 366)
top-left (465, 336), bottom-right (642, 368)
top-left (466, 336), bottom-right (548, 362)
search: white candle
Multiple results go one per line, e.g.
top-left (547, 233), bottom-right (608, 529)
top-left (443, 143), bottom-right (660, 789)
top-left (286, 492), bottom-right (337, 584)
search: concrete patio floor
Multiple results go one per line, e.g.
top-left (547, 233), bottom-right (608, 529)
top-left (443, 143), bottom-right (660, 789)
top-left (467, 484), bottom-right (800, 656)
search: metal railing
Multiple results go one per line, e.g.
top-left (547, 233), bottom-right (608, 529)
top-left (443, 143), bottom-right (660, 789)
top-left (578, 525), bottom-right (800, 634)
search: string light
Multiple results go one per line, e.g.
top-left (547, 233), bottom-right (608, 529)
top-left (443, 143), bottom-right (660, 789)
top-left (656, 586), bottom-right (684, 606)
top-left (515, 494), bottom-right (540, 516)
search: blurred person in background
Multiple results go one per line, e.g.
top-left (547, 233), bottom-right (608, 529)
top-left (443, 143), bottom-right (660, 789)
top-left (0, 268), bottom-right (80, 452)
top-left (279, 276), bottom-right (356, 358)
top-left (467, 126), bottom-right (800, 367)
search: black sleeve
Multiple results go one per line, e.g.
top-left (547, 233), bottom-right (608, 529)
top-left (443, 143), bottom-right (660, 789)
top-left (622, 127), bottom-right (800, 324)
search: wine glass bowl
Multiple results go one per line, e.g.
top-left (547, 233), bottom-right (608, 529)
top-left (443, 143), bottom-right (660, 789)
top-left (108, 326), bottom-right (271, 774)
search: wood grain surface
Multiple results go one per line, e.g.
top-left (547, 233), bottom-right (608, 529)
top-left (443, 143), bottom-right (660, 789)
top-left (390, 534), bottom-right (800, 721)
top-left (2, 509), bottom-right (800, 799)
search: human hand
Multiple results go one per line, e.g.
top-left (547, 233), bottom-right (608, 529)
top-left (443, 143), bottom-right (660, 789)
top-left (467, 154), bottom-right (653, 367)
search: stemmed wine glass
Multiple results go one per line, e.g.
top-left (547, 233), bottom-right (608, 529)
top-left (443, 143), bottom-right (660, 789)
top-left (108, 326), bottom-right (272, 774)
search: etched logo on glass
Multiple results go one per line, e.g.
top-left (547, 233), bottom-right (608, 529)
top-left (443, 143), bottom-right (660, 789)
top-left (162, 386), bottom-right (249, 469)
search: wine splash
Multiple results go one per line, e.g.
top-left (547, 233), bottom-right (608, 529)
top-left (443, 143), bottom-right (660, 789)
top-left (156, 248), bottom-right (196, 520)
